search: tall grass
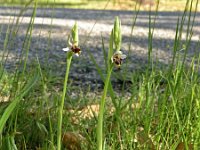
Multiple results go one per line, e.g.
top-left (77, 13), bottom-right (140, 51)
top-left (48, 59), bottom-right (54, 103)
top-left (0, 0), bottom-right (200, 149)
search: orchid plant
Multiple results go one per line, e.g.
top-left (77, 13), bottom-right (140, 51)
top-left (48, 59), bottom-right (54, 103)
top-left (97, 16), bottom-right (126, 150)
top-left (57, 22), bottom-right (80, 150)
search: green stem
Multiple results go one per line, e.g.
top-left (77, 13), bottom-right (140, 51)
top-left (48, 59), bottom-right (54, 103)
top-left (57, 52), bottom-right (72, 150)
top-left (97, 66), bottom-right (113, 150)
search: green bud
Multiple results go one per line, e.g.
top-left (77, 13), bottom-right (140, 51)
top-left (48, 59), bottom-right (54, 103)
top-left (71, 22), bottom-right (79, 46)
top-left (113, 16), bottom-right (121, 51)
top-left (108, 29), bottom-right (114, 69)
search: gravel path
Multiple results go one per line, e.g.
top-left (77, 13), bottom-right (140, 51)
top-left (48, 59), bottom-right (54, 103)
top-left (0, 7), bottom-right (200, 89)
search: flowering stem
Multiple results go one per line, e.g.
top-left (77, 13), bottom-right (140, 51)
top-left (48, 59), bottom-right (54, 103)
top-left (57, 52), bottom-right (72, 150)
top-left (97, 65), bottom-right (113, 150)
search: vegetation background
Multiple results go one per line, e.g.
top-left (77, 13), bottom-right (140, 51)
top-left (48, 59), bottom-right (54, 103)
top-left (0, 0), bottom-right (200, 149)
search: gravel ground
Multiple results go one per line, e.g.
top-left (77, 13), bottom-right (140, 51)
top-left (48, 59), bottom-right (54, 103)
top-left (0, 7), bottom-right (200, 90)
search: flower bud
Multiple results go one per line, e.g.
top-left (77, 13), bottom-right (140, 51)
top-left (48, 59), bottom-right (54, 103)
top-left (113, 16), bottom-right (121, 51)
top-left (71, 22), bottom-right (79, 46)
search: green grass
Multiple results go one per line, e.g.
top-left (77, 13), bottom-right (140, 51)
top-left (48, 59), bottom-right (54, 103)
top-left (0, 0), bottom-right (200, 149)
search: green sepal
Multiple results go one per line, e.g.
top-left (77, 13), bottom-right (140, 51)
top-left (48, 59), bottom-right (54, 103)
top-left (108, 29), bottom-right (114, 70)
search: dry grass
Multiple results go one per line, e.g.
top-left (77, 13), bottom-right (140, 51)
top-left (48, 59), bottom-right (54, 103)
top-left (1, 0), bottom-right (199, 11)
top-left (67, 0), bottom-right (200, 11)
